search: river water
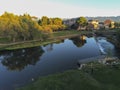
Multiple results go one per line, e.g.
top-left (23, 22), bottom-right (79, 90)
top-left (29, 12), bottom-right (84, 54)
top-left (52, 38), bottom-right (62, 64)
top-left (0, 36), bottom-right (119, 90)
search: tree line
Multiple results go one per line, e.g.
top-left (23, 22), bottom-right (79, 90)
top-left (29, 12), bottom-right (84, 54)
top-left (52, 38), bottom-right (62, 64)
top-left (0, 12), bottom-right (66, 42)
top-left (38, 16), bottom-right (66, 32)
top-left (0, 12), bottom-right (47, 42)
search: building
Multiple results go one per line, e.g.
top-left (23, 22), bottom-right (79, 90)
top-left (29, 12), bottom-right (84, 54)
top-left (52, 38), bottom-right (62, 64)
top-left (99, 22), bottom-right (105, 29)
top-left (88, 19), bottom-right (99, 30)
top-left (63, 19), bottom-right (76, 26)
top-left (31, 16), bottom-right (39, 21)
top-left (104, 19), bottom-right (115, 29)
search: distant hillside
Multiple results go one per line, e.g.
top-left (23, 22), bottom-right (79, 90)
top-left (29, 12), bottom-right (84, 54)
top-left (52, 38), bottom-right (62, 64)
top-left (86, 16), bottom-right (120, 22)
top-left (63, 16), bottom-right (120, 23)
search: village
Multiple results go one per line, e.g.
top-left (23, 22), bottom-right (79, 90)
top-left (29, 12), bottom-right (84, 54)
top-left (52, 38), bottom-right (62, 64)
top-left (63, 18), bottom-right (117, 30)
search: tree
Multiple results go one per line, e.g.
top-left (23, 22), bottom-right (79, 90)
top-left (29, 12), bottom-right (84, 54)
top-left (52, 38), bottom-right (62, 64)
top-left (48, 18), bottom-right (53, 25)
top-left (53, 18), bottom-right (62, 25)
top-left (76, 17), bottom-right (87, 27)
top-left (0, 12), bottom-right (48, 42)
top-left (38, 19), bottom-right (42, 25)
top-left (41, 16), bottom-right (49, 26)
top-left (76, 17), bottom-right (87, 30)
top-left (1, 47), bottom-right (44, 71)
top-left (114, 22), bottom-right (120, 28)
top-left (0, 12), bottom-right (21, 42)
top-left (37, 16), bottom-right (65, 32)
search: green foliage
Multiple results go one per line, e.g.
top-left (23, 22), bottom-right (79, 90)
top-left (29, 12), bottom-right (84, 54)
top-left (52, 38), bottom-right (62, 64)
top-left (76, 17), bottom-right (87, 27)
top-left (17, 63), bottom-right (120, 90)
top-left (41, 16), bottom-right (49, 25)
top-left (38, 16), bottom-right (66, 32)
top-left (0, 12), bottom-right (48, 42)
top-left (53, 18), bottom-right (63, 25)
top-left (114, 22), bottom-right (120, 28)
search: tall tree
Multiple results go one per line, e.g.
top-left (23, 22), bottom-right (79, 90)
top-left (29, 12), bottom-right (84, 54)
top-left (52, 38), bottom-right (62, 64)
top-left (76, 17), bottom-right (87, 27)
top-left (41, 16), bottom-right (49, 26)
top-left (76, 17), bottom-right (87, 30)
top-left (53, 18), bottom-right (62, 25)
top-left (0, 12), bottom-right (48, 42)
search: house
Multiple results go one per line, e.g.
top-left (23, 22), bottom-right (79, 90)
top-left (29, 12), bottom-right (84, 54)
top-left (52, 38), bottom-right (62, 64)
top-left (111, 21), bottom-right (115, 28)
top-left (87, 23), bottom-right (94, 30)
top-left (63, 19), bottom-right (76, 29)
top-left (88, 19), bottom-right (99, 30)
top-left (99, 22), bottom-right (105, 29)
top-left (63, 19), bottom-right (76, 26)
top-left (77, 26), bottom-right (87, 30)
top-left (104, 19), bottom-right (115, 29)
top-left (31, 16), bottom-right (39, 21)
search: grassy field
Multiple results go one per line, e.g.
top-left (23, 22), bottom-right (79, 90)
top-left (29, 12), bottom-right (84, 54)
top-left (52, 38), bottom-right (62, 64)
top-left (17, 63), bottom-right (120, 90)
top-left (0, 39), bottom-right (62, 50)
top-left (52, 30), bottom-right (92, 37)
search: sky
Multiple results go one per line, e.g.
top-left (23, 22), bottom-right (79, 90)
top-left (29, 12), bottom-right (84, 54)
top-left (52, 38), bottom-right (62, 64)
top-left (0, 0), bottom-right (120, 18)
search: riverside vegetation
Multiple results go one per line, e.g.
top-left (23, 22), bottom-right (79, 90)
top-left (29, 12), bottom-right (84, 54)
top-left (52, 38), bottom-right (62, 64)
top-left (0, 12), bottom-right (120, 51)
top-left (0, 12), bottom-right (93, 50)
top-left (0, 12), bottom-right (65, 43)
top-left (0, 12), bottom-right (66, 50)
top-left (17, 62), bottom-right (120, 90)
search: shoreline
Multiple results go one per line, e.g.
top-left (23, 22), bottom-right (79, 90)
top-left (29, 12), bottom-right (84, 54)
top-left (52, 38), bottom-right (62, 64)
top-left (0, 30), bottom-right (93, 50)
top-left (0, 30), bottom-right (117, 51)
top-left (17, 60), bottom-right (120, 90)
top-left (0, 34), bottom-right (81, 50)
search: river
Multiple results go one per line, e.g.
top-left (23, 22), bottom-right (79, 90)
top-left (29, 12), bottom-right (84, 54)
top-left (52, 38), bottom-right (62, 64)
top-left (0, 36), bottom-right (119, 90)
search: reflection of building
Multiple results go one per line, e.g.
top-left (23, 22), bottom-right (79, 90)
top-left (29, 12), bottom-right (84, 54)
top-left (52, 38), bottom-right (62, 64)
top-left (70, 36), bottom-right (86, 47)
top-left (88, 20), bottom-right (99, 30)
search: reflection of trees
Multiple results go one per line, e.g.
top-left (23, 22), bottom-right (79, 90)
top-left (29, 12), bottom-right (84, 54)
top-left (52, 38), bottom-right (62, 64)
top-left (70, 36), bottom-right (86, 47)
top-left (0, 47), bottom-right (44, 71)
top-left (54, 40), bottom-right (64, 44)
top-left (45, 44), bottom-right (53, 52)
top-left (43, 40), bottom-right (64, 52)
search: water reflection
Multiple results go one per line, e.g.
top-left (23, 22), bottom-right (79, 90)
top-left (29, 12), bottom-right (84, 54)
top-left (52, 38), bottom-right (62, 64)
top-left (54, 40), bottom-right (64, 44)
top-left (70, 36), bottom-right (86, 47)
top-left (44, 44), bottom-right (53, 52)
top-left (43, 40), bottom-right (64, 52)
top-left (0, 47), bottom-right (44, 71)
top-left (95, 37), bottom-right (115, 56)
top-left (0, 36), bottom-right (113, 90)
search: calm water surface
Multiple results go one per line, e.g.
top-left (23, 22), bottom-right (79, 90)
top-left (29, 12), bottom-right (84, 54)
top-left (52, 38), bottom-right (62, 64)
top-left (0, 36), bottom-right (119, 90)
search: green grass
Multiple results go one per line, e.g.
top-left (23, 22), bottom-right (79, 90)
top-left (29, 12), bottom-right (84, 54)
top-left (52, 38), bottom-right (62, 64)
top-left (0, 30), bottom-right (91, 50)
top-left (0, 37), bottom-right (11, 43)
top-left (53, 30), bottom-right (81, 37)
top-left (17, 63), bottom-right (120, 90)
top-left (0, 39), bottom-right (62, 50)
top-left (53, 30), bottom-right (92, 37)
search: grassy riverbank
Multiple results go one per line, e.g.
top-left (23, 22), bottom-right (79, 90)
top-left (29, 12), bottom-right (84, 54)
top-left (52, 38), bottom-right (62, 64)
top-left (0, 30), bottom-right (92, 50)
top-left (17, 62), bottom-right (120, 90)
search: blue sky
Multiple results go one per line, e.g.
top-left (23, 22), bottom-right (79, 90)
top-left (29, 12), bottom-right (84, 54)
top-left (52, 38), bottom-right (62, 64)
top-left (0, 0), bottom-right (120, 18)
top-left (50, 0), bottom-right (120, 9)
